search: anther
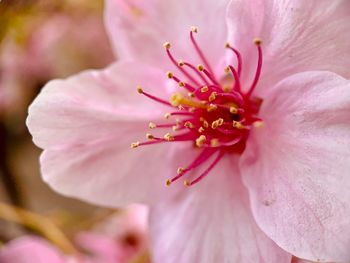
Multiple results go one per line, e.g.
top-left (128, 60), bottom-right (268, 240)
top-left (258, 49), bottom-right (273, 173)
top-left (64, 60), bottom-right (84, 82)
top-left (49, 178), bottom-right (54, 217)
top-left (177, 167), bottom-right (185, 174)
top-left (207, 104), bottom-right (218, 112)
top-left (198, 127), bottom-right (205, 133)
top-left (163, 42), bottom-right (171, 49)
top-left (164, 113), bottom-right (171, 119)
top-left (197, 64), bottom-right (204, 71)
top-left (184, 121), bottom-right (194, 129)
top-left (166, 71), bottom-right (174, 79)
top-left (208, 92), bottom-right (217, 102)
top-left (195, 135), bottom-right (206, 147)
top-left (131, 142), bottom-right (140, 149)
top-left (149, 122), bottom-right (156, 129)
top-left (224, 67), bottom-right (230, 73)
top-left (178, 60), bottom-right (184, 67)
top-left (232, 121), bottom-right (245, 129)
top-left (146, 133), bottom-right (154, 140)
top-left (136, 86), bottom-right (143, 94)
top-left (254, 38), bottom-right (262, 45)
top-left (230, 106), bottom-right (238, 114)
top-left (188, 92), bottom-right (195, 98)
top-left (202, 120), bottom-right (209, 128)
top-left (172, 125), bottom-right (180, 131)
top-left (164, 133), bottom-right (174, 141)
top-left (165, 179), bottom-right (172, 186)
top-left (184, 180), bottom-right (190, 187)
top-left (225, 43), bottom-right (231, 48)
top-left (210, 138), bottom-right (219, 147)
top-left (178, 81), bottom-right (185, 87)
top-left (190, 26), bottom-right (198, 33)
top-left (200, 86), bottom-right (209, 93)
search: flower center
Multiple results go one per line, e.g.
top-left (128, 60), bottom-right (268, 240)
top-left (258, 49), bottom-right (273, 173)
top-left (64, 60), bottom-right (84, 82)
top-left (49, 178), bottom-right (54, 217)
top-left (132, 27), bottom-right (263, 187)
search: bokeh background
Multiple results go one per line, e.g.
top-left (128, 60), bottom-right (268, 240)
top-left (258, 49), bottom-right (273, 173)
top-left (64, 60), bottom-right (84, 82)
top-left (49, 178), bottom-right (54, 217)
top-left (0, 1), bottom-right (150, 261)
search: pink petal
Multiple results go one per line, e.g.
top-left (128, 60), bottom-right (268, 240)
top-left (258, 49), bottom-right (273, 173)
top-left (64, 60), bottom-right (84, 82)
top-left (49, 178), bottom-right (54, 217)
top-left (149, 153), bottom-right (291, 263)
top-left (0, 237), bottom-right (66, 263)
top-left (240, 71), bottom-right (350, 261)
top-left (27, 61), bottom-right (168, 149)
top-left (226, 0), bottom-right (350, 95)
top-left (104, 0), bottom-right (230, 72)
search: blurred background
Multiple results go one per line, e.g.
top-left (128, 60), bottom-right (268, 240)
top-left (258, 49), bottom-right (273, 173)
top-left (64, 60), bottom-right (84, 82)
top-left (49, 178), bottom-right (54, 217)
top-left (0, 1), bottom-right (149, 262)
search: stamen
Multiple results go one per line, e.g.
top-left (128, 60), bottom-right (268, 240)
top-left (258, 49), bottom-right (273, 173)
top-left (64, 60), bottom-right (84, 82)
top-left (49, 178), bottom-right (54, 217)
top-left (148, 122), bottom-right (157, 129)
top-left (146, 133), bottom-right (155, 139)
top-left (227, 66), bottom-right (241, 92)
top-left (225, 43), bottom-right (243, 77)
top-left (164, 42), bottom-right (200, 86)
top-left (164, 133), bottom-right (175, 141)
top-left (190, 27), bottom-right (217, 81)
top-left (195, 135), bottom-right (206, 147)
top-left (130, 142), bottom-right (140, 149)
top-left (184, 150), bottom-right (225, 186)
top-left (198, 64), bottom-right (219, 85)
top-left (137, 86), bottom-right (172, 106)
top-left (180, 61), bottom-right (209, 85)
top-left (166, 148), bottom-right (216, 184)
top-left (246, 38), bottom-right (263, 98)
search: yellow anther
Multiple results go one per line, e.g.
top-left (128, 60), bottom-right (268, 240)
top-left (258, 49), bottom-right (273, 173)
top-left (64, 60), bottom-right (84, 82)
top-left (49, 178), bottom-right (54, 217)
top-left (223, 85), bottom-right (231, 92)
top-left (184, 121), bottom-right (194, 129)
top-left (164, 133), bottom-right (174, 141)
top-left (208, 92), bottom-right (217, 102)
top-left (254, 38), bottom-right (262, 45)
top-left (178, 81), bottom-right (185, 87)
top-left (178, 60), bottom-right (184, 67)
top-left (207, 104), bottom-right (218, 112)
top-left (131, 142), bottom-right (140, 149)
top-left (163, 42), bottom-right (171, 49)
top-left (146, 133), bottom-right (154, 140)
top-left (225, 42), bottom-right (231, 48)
top-left (166, 71), bottom-right (174, 79)
top-left (188, 92), bottom-right (195, 98)
top-left (217, 118), bottom-right (224, 126)
top-left (253, 121), bottom-right (264, 128)
top-left (211, 121), bottom-right (219, 130)
top-left (210, 138), bottom-right (220, 147)
top-left (184, 180), bottom-right (190, 187)
top-left (200, 86), bottom-right (209, 93)
top-left (198, 127), bottom-right (205, 133)
top-left (165, 179), bottom-right (172, 186)
top-left (197, 64), bottom-right (204, 71)
top-left (202, 120), bottom-right (209, 128)
top-left (232, 121), bottom-right (245, 129)
top-left (177, 167), bottom-right (185, 174)
top-left (230, 106), bottom-right (238, 114)
top-left (224, 67), bottom-right (230, 73)
top-left (172, 125), bottom-right (179, 132)
top-left (148, 122), bottom-right (156, 129)
top-left (190, 26), bottom-right (198, 33)
top-left (195, 135), bottom-right (206, 147)
top-left (136, 86), bottom-right (143, 93)
top-left (164, 112), bottom-right (171, 119)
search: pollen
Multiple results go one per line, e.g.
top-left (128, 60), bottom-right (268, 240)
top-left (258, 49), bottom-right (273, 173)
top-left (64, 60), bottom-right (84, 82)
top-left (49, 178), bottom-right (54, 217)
top-left (163, 42), bottom-right (171, 49)
top-left (208, 92), bottom-right (217, 102)
top-left (131, 142), bottom-right (140, 149)
top-left (207, 104), bottom-right (218, 112)
top-left (230, 106), bottom-right (238, 114)
top-left (195, 135), bottom-right (206, 147)
top-left (232, 121), bottom-right (245, 129)
top-left (165, 179), bottom-right (172, 186)
top-left (148, 122), bottom-right (157, 129)
top-left (164, 133), bottom-right (174, 141)
top-left (197, 64), bottom-right (204, 71)
top-left (200, 86), bottom-right (209, 93)
top-left (177, 167), bottom-right (185, 174)
top-left (198, 127), bottom-right (205, 133)
top-left (178, 60), bottom-right (184, 67)
top-left (136, 86), bottom-right (143, 94)
top-left (166, 71), bottom-right (174, 79)
top-left (253, 38), bottom-right (262, 45)
top-left (164, 112), bottom-right (171, 119)
top-left (190, 26), bottom-right (198, 33)
top-left (146, 133), bottom-right (154, 140)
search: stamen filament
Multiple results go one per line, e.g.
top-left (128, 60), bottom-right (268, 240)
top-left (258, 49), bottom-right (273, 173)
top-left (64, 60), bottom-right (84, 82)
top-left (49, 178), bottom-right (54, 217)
top-left (137, 87), bottom-right (172, 107)
top-left (246, 39), bottom-right (263, 98)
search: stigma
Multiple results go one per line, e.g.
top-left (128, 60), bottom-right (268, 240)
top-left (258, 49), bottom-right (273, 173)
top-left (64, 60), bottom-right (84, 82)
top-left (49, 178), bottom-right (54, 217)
top-left (132, 27), bottom-right (263, 187)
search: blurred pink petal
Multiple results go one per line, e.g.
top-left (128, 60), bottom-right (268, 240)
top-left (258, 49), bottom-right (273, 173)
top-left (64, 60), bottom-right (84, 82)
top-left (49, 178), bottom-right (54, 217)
top-left (241, 72), bottom-right (350, 261)
top-left (0, 237), bottom-right (66, 263)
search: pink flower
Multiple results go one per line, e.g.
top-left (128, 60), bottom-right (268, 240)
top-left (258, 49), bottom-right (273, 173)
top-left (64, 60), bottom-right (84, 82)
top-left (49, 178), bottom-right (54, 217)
top-left (27, 0), bottom-right (350, 262)
top-left (0, 205), bottom-right (148, 263)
